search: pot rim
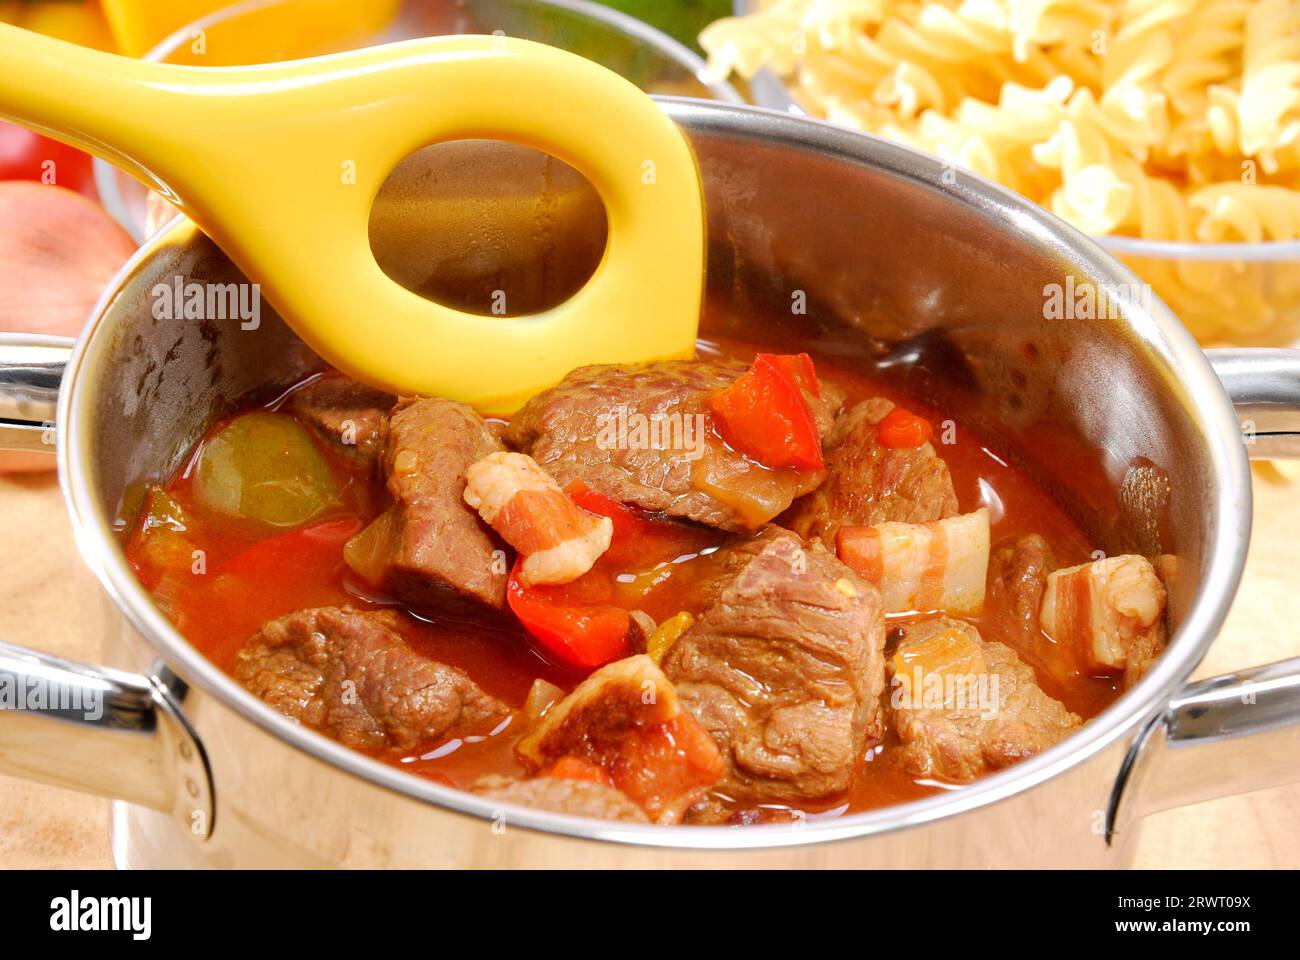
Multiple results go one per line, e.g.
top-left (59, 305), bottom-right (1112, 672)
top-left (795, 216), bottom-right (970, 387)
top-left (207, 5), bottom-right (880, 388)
top-left (60, 99), bottom-right (1253, 851)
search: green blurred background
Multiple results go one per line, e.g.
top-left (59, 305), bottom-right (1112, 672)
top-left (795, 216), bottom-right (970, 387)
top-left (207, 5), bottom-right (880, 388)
top-left (596, 0), bottom-right (731, 51)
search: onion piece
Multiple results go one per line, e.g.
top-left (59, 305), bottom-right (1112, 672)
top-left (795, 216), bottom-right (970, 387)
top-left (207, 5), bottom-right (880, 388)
top-left (522, 678), bottom-right (566, 731)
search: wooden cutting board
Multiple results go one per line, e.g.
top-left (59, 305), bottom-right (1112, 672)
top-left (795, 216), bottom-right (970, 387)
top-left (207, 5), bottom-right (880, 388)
top-left (0, 469), bottom-right (1296, 869)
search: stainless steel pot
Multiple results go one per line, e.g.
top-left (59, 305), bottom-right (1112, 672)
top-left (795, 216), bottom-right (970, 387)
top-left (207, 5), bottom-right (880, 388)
top-left (3, 99), bottom-right (1299, 868)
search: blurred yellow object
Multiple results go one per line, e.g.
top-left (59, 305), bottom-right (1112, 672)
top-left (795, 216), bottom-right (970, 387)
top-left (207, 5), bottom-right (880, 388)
top-left (0, 3), bottom-right (20, 26)
top-left (19, 1), bottom-right (114, 50)
top-left (0, 26), bottom-right (705, 412)
top-left (101, 0), bottom-right (399, 61)
top-left (101, 0), bottom-right (239, 56)
top-left (1253, 459), bottom-right (1300, 486)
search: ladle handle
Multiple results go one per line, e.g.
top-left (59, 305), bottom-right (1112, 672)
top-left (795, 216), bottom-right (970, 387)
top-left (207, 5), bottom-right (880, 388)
top-left (0, 25), bottom-right (706, 412)
top-left (0, 23), bottom-right (184, 187)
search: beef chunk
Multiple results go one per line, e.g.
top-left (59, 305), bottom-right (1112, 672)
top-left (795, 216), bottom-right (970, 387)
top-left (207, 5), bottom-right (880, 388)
top-left (472, 775), bottom-right (649, 823)
top-left (345, 397), bottom-right (508, 611)
top-left (289, 372), bottom-right (393, 471)
top-left (516, 655), bottom-right (724, 823)
top-left (888, 618), bottom-right (1081, 781)
top-left (987, 534), bottom-right (1056, 642)
top-left (506, 360), bottom-right (843, 532)
top-left (661, 532), bottom-right (885, 805)
top-left (234, 606), bottom-right (509, 752)
top-left (785, 398), bottom-right (958, 548)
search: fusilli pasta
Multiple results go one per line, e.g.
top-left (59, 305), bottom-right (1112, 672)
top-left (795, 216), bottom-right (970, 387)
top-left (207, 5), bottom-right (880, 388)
top-left (704, 0), bottom-right (1300, 343)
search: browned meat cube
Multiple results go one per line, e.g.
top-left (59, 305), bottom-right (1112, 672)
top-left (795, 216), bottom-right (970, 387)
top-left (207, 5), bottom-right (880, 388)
top-left (506, 360), bottom-right (844, 532)
top-left (234, 606), bottom-right (509, 753)
top-left (785, 398), bottom-right (959, 548)
top-left (986, 533), bottom-right (1056, 643)
top-left (471, 775), bottom-right (649, 823)
top-left (662, 532), bottom-right (886, 806)
top-left (345, 397), bottom-right (508, 611)
top-left (888, 618), bottom-right (1081, 781)
top-left (288, 372), bottom-right (394, 471)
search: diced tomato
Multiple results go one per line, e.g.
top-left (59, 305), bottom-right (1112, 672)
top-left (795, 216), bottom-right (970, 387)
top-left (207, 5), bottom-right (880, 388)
top-left (0, 122), bottom-right (97, 199)
top-left (877, 406), bottom-right (934, 448)
top-left (507, 560), bottom-right (632, 670)
top-left (541, 756), bottom-right (614, 788)
top-left (709, 353), bottom-right (824, 471)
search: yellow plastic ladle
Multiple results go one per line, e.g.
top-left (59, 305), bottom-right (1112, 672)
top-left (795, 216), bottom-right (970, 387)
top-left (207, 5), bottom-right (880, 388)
top-left (0, 24), bottom-right (704, 412)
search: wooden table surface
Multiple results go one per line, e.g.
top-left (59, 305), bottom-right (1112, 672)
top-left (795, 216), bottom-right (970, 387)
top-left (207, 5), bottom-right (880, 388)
top-left (1, 467), bottom-right (1297, 869)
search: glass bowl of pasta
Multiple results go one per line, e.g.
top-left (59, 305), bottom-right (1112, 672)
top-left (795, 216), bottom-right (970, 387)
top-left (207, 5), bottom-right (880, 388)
top-left (709, 0), bottom-right (1300, 347)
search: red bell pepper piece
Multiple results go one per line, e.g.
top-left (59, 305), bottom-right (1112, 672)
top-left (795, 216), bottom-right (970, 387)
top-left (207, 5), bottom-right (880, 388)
top-left (565, 479), bottom-right (709, 570)
top-left (507, 559), bottom-right (631, 670)
top-left (565, 480), bottom-right (653, 541)
top-left (223, 516), bottom-right (365, 578)
top-left (708, 353), bottom-right (824, 471)
top-left (767, 351), bottom-right (821, 398)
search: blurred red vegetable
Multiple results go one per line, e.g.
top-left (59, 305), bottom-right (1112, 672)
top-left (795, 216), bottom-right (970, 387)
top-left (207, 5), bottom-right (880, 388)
top-left (0, 122), bottom-right (97, 199)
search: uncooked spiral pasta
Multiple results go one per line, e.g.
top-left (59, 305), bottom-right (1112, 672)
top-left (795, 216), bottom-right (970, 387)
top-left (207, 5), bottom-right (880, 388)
top-left (705, 0), bottom-right (1300, 344)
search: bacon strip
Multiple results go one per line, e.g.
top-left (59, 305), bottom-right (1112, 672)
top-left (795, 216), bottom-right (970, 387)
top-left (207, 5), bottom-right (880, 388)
top-left (1040, 555), bottom-right (1166, 677)
top-left (463, 451), bottom-right (612, 586)
top-left (836, 508), bottom-right (989, 616)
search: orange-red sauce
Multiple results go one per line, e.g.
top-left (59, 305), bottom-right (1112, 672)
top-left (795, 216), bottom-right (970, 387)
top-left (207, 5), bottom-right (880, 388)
top-left (123, 332), bottom-right (1112, 820)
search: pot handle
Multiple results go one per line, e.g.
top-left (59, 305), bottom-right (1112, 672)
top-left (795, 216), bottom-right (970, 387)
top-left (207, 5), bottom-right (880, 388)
top-left (0, 333), bottom-right (71, 455)
top-left (1109, 348), bottom-right (1300, 834)
top-left (0, 641), bottom-right (213, 839)
top-left (1109, 656), bottom-right (1300, 834)
top-left (0, 333), bottom-right (213, 838)
top-left (1206, 348), bottom-right (1300, 459)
